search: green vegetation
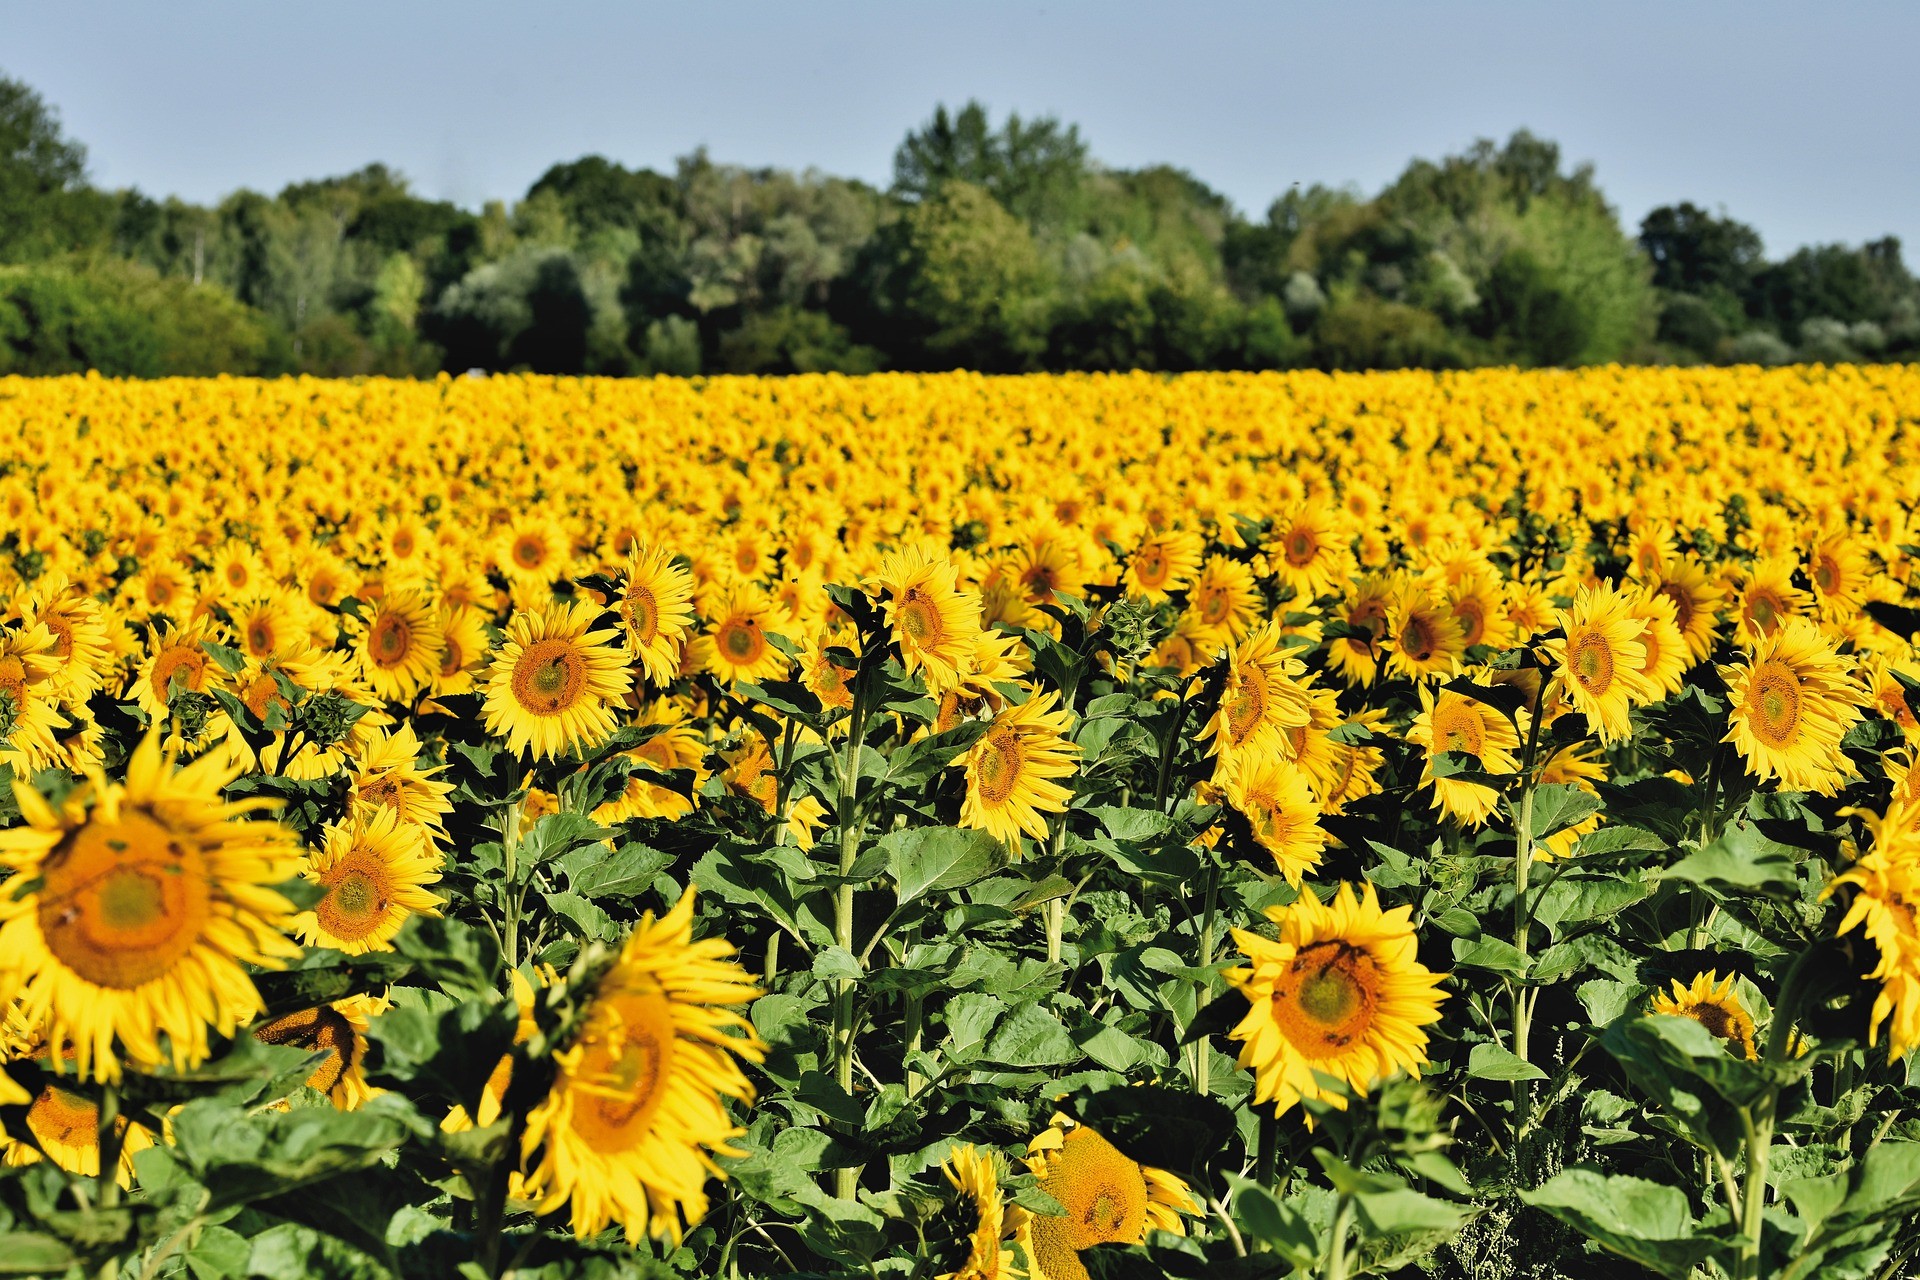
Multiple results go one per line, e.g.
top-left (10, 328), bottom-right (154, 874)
top-left (2, 78), bottom-right (1916, 376)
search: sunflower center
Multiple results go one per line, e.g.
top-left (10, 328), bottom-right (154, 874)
top-left (29, 1087), bottom-right (104, 1148)
top-left (512, 639), bottom-right (587, 714)
top-left (1453, 599), bottom-right (1486, 647)
top-left (1400, 614), bottom-right (1437, 661)
top-left (717, 619), bottom-right (765, 665)
top-left (242, 673), bottom-right (289, 721)
top-left (1690, 1002), bottom-right (1734, 1040)
top-left (574, 990), bottom-right (677, 1151)
top-left (1135, 548), bottom-right (1168, 587)
top-left (1224, 668), bottom-right (1269, 747)
top-left (40, 610), bottom-right (75, 660)
top-left (1274, 941), bottom-right (1380, 1055)
top-left (1199, 586), bottom-right (1230, 625)
top-left (1813, 557), bottom-right (1839, 593)
top-left (974, 725), bottom-right (1025, 805)
top-left (625, 584), bottom-right (659, 644)
top-left (39, 808), bottom-right (213, 989)
top-left (254, 1006), bottom-right (357, 1094)
top-left (370, 615), bottom-right (413, 666)
top-left (1434, 704), bottom-right (1485, 756)
top-left (1286, 529), bottom-right (1317, 566)
top-left (898, 590), bottom-right (945, 647)
top-left (1658, 582), bottom-right (1695, 632)
top-left (315, 854), bottom-right (393, 943)
top-left (1045, 1129), bottom-right (1148, 1250)
top-left (1749, 663), bottom-right (1802, 747)
top-left (512, 536), bottom-right (546, 570)
top-left (247, 620), bottom-right (276, 655)
top-left (150, 645), bottom-right (207, 702)
top-left (1349, 600), bottom-right (1388, 651)
top-left (439, 637), bottom-right (465, 678)
top-left (1746, 590), bottom-right (1783, 632)
top-left (1569, 632), bottom-right (1614, 694)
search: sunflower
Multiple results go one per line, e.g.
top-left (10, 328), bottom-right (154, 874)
top-left (1014, 1117), bottom-right (1197, 1280)
top-left (1405, 686), bottom-right (1521, 827)
top-left (1386, 582), bottom-right (1466, 682)
top-left (1223, 757), bottom-right (1327, 884)
top-left (1445, 569), bottom-right (1514, 654)
top-left (293, 807), bottom-right (444, 955)
top-left (1225, 881), bottom-right (1448, 1116)
top-left (871, 547), bottom-right (983, 695)
top-left (232, 591), bottom-right (304, 661)
top-left (1326, 574), bottom-right (1395, 687)
top-left (1542, 584), bottom-right (1656, 746)
top-left (1829, 800), bottom-right (1920, 1059)
top-left (939, 1144), bottom-right (1015, 1280)
top-left (1184, 554), bottom-right (1261, 645)
top-left (1536, 742), bottom-right (1606, 860)
top-left (799, 637), bottom-right (858, 713)
top-left (1732, 557), bottom-right (1812, 647)
top-left (1651, 554), bottom-right (1725, 663)
top-left (0, 732), bottom-right (302, 1081)
top-left (960, 689), bottom-right (1081, 847)
top-left (13, 572), bottom-right (112, 699)
top-left (1204, 623), bottom-right (1314, 776)
top-left (133, 618), bottom-right (225, 718)
top-left (1125, 528), bottom-right (1204, 603)
top-left (354, 590), bottom-right (446, 704)
top-left (1267, 503), bottom-right (1352, 603)
top-left (1864, 657), bottom-right (1920, 740)
top-left (593, 701), bottom-right (709, 824)
top-left (689, 587), bottom-right (790, 687)
top-left (518, 890), bottom-right (764, 1245)
top-left (252, 993), bottom-right (387, 1108)
top-left (1806, 528), bottom-right (1872, 621)
top-left (618, 545), bottom-right (697, 687)
top-left (721, 734), bottom-right (827, 849)
top-left (1, 1079), bottom-right (155, 1183)
top-left (0, 623), bottom-right (67, 776)
top-left (1648, 972), bottom-right (1758, 1060)
top-left (429, 604), bottom-right (491, 697)
top-left (1720, 616), bottom-right (1865, 795)
top-left (498, 514), bottom-right (571, 588)
top-left (1627, 586), bottom-right (1691, 700)
top-left (1006, 526), bottom-right (1085, 609)
top-left (484, 601), bottom-right (634, 760)
top-left (349, 721), bottom-right (456, 839)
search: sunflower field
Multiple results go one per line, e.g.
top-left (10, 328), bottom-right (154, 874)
top-left (2, 367), bottom-right (1920, 1280)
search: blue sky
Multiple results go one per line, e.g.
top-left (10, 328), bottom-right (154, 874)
top-left (6, 0), bottom-right (1916, 255)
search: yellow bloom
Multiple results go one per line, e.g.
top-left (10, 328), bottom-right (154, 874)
top-left (1719, 616), bottom-right (1864, 795)
top-left (1649, 972), bottom-right (1757, 1060)
top-left (293, 807), bottom-right (444, 954)
top-left (960, 689), bottom-right (1081, 847)
top-left (1014, 1118), bottom-right (1197, 1280)
top-left (483, 601), bottom-right (633, 759)
top-left (1543, 584), bottom-right (1657, 745)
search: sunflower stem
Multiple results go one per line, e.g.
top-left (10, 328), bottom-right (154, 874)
top-left (1195, 856), bottom-right (1221, 1097)
top-left (1510, 676), bottom-right (1550, 1155)
top-left (502, 798), bottom-right (523, 971)
top-left (1736, 1100), bottom-right (1774, 1280)
top-left (95, 1081), bottom-right (123, 1211)
top-left (831, 689), bottom-right (871, 1201)
top-left (1153, 691), bottom-right (1193, 812)
top-left (1323, 1190), bottom-right (1355, 1280)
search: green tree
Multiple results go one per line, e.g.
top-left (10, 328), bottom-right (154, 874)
top-left (0, 75), bottom-right (111, 260)
top-left (894, 181), bottom-right (1051, 370)
top-left (892, 101), bottom-right (1090, 233)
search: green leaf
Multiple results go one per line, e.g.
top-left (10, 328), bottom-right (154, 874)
top-left (1525, 783), bottom-right (1602, 839)
top-left (1521, 1169), bottom-right (1723, 1280)
top-left (1086, 806), bottom-right (1177, 844)
top-left (878, 825), bottom-right (1009, 905)
top-left (556, 840), bottom-right (673, 901)
top-left (1658, 821), bottom-right (1797, 893)
top-left (0, 1233), bottom-right (76, 1275)
top-left (812, 947), bottom-right (864, 984)
top-left (1452, 935), bottom-right (1528, 981)
top-left (1466, 1042), bottom-right (1547, 1081)
top-left (1222, 1174), bottom-right (1318, 1267)
top-left (984, 1006), bottom-right (1081, 1068)
top-left (1351, 1186), bottom-right (1470, 1237)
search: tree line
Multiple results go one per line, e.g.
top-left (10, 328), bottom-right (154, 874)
top-left (2, 78), bottom-right (1915, 377)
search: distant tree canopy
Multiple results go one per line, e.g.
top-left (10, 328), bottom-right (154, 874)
top-left (1, 76), bottom-right (1914, 377)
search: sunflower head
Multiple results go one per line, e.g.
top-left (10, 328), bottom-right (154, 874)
top-left (1015, 1118), bottom-right (1197, 1280)
top-left (1649, 971), bottom-right (1759, 1061)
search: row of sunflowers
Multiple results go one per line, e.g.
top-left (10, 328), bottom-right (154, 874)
top-left (0, 367), bottom-right (1919, 1279)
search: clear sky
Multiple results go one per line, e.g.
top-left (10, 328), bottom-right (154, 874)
top-left (6, 0), bottom-right (1916, 256)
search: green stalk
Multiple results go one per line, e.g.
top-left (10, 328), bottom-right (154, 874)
top-left (95, 1082), bottom-right (124, 1210)
top-left (1736, 1101), bottom-right (1774, 1280)
top-left (502, 798), bottom-right (523, 970)
top-left (831, 693), bottom-right (870, 1201)
top-left (1323, 1192), bottom-right (1356, 1280)
top-left (1196, 857), bottom-right (1221, 1097)
top-left (1511, 676), bottom-right (1550, 1150)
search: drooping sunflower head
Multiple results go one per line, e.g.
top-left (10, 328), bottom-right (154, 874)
top-left (293, 806), bottom-right (444, 956)
top-left (482, 601), bottom-right (634, 760)
top-left (619, 544), bottom-right (697, 687)
top-left (1649, 971), bottom-right (1758, 1061)
top-left (1015, 1118), bottom-right (1197, 1280)
top-left (938, 1144), bottom-right (1015, 1280)
top-left (1718, 616), bottom-right (1865, 795)
top-left (0, 731), bottom-right (303, 1081)
top-left (1225, 881), bottom-right (1449, 1117)
top-left (519, 890), bottom-right (764, 1246)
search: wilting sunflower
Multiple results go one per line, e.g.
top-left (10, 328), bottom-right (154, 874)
top-left (1648, 972), bottom-right (1758, 1060)
top-left (519, 890), bottom-right (764, 1245)
top-left (252, 993), bottom-right (387, 1108)
top-left (690, 586), bottom-right (791, 686)
top-left (960, 689), bottom-right (1081, 847)
top-left (353, 590), bottom-right (446, 704)
top-left (293, 807), bottom-right (444, 955)
top-left (1648, 554), bottom-right (1724, 663)
top-left (1226, 881), bottom-right (1448, 1116)
top-left (618, 545), bottom-right (697, 687)
top-left (870, 547), bottom-right (984, 695)
top-left (484, 601), bottom-right (634, 760)
top-left (1405, 686), bottom-right (1520, 828)
top-left (1, 1079), bottom-right (155, 1182)
top-left (1204, 623), bottom-right (1313, 776)
top-left (1829, 800), bottom-right (1920, 1059)
top-left (0, 622), bottom-right (67, 775)
top-left (1223, 757), bottom-right (1328, 884)
top-left (1267, 503), bottom-right (1352, 603)
top-left (1125, 528), bottom-right (1204, 603)
top-left (349, 721), bottom-right (456, 839)
top-left (1542, 584), bottom-right (1656, 746)
top-left (0, 732), bottom-right (302, 1081)
top-left (939, 1144), bottom-right (1015, 1280)
top-left (1386, 582), bottom-right (1466, 682)
top-left (1013, 1117), bottom-right (1197, 1280)
top-left (1720, 616), bottom-right (1864, 795)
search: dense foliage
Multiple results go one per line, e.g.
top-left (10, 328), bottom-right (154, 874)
top-left (1, 368), bottom-right (1919, 1279)
top-left (3, 79), bottom-right (1919, 377)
